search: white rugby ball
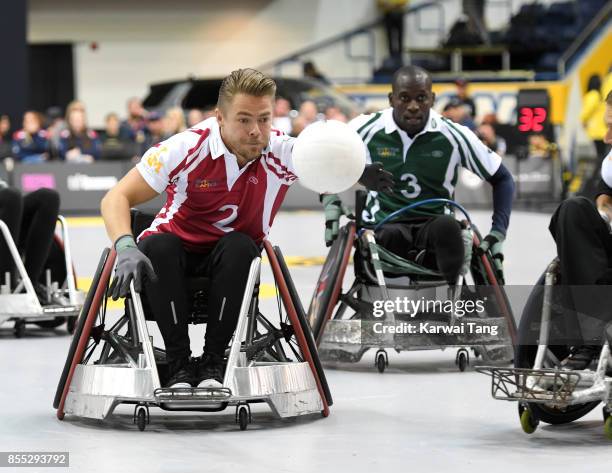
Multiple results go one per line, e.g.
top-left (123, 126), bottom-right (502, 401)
top-left (602, 149), bottom-right (612, 188)
top-left (292, 120), bottom-right (366, 194)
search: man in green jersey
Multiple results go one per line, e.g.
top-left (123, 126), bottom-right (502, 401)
top-left (323, 66), bottom-right (515, 284)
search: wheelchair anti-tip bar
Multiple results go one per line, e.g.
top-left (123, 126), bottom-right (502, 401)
top-left (0, 219), bottom-right (41, 310)
top-left (56, 216), bottom-right (78, 305)
top-left (372, 198), bottom-right (474, 233)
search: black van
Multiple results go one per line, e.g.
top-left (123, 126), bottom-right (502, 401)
top-left (142, 77), bottom-right (359, 117)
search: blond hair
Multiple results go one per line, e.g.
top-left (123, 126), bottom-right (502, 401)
top-left (217, 68), bottom-right (276, 110)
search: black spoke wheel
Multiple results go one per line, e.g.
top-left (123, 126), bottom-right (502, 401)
top-left (515, 266), bottom-right (599, 425)
top-left (54, 248), bottom-right (111, 410)
top-left (274, 246), bottom-right (333, 406)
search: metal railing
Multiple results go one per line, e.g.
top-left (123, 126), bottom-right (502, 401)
top-left (558, 0), bottom-right (612, 76)
top-left (257, 1), bottom-right (445, 78)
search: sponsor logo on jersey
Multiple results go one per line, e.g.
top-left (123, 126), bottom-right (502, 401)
top-left (195, 178), bottom-right (220, 189)
top-left (432, 150), bottom-right (444, 158)
top-left (376, 146), bottom-right (400, 158)
top-left (146, 146), bottom-right (167, 174)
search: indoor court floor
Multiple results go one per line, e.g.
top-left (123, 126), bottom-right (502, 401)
top-left (2, 209), bottom-right (610, 473)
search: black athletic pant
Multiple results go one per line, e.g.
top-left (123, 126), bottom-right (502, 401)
top-left (580, 141), bottom-right (610, 200)
top-left (138, 232), bottom-right (260, 362)
top-left (374, 215), bottom-right (464, 284)
top-left (0, 187), bottom-right (60, 284)
top-left (549, 196), bottom-right (612, 336)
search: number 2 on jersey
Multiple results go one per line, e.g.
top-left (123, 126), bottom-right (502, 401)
top-left (213, 204), bottom-right (238, 232)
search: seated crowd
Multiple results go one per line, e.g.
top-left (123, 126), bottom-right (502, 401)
top-left (0, 98), bottom-right (216, 163)
top-left (1, 83), bottom-right (513, 164)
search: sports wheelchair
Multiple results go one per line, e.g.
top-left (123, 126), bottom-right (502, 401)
top-left (308, 193), bottom-right (516, 372)
top-left (478, 258), bottom-right (612, 439)
top-left (0, 216), bottom-right (85, 337)
top-left (53, 210), bottom-right (332, 431)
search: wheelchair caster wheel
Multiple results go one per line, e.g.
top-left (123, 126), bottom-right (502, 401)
top-left (14, 321), bottom-right (25, 338)
top-left (455, 349), bottom-right (469, 372)
top-left (605, 416), bottom-right (612, 440)
top-left (519, 405), bottom-right (538, 434)
top-left (133, 404), bottom-right (149, 432)
top-left (66, 317), bottom-right (76, 334)
top-left (236, 404), bottom-right (251, 431)
top-left (375, 349), bottom-right (388, 373)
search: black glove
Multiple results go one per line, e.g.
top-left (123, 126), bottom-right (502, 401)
top-left (359, 162), bottom-right (394, 193)
top-left (476, 230), bottom-right (505, 282)
top-left (321, 194), bottom-right (353, 247)
top-left (109, 235), bottom-right (158, 300)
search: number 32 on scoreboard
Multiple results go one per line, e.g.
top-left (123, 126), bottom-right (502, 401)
top-left (518, 107), bottom-right (547, 133)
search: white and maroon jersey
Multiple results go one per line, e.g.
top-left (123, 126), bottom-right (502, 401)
top-left (135, 117), bottom-right (297, 252)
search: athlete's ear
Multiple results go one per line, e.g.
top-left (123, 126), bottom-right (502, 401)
top-left (388, 92), bottom-right (393, 107)
top-left (431, 91), bottom-right (436, 104)
top-left (215, 107), bottom-right (224, 127)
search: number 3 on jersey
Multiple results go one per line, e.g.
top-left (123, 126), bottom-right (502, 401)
top-left (213, 204), bottom-right (238, 232)
top-left (400, 173), bottom-right (421, 198)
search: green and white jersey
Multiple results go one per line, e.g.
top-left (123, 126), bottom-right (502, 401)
top-left (349, 107), bottom-right (501, 224)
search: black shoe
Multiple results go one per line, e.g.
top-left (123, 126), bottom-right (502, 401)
top-left (194, 353), bottom-right (225, 388)
top-left (605, 322), bottom-right (612, 348)
top-left (33, 283), bottom-right (51, 306)
top-left (166, 357), bottom-right (193, 388)
top-left (560, 345), bottom-right (600, 370)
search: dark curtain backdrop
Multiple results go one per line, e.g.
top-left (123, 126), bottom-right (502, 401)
top-left (0, 2), bottom-right (27, 131)
top-left (28, 44), bottom-right (75, 116)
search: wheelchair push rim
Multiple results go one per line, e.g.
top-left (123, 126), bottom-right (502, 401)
top-left (54, 248), bottom-right (115, 417)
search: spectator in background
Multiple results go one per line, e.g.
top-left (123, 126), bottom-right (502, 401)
top-left (450, 78), bottom-right (477, 120)
top-left (377, 0), bottom-right (408, 64)
top-left (141, 111), bottom-right (167, 155)
top-left (45, 106), bottom-right (65, 158)
top-left (12, 111), bottom-right (49, 163)
top-left (0, 115), bottom-right (12, 158)
top-left (100, 112), bottom-right (137, 161)
top-left (580, 71), bottom-right (612, 197)
top-left (442, 98), bottom-right (476, 130)
top-left (325, 105), bottom-right (348, 123)
top-left (120, 97), bottom-right (146, 143)
top-left (58, 107), bottom-right (101, 163)
top-left (477, 123), bottom-right (506, 156)
top-left (163, 106), bottom-right (186, 137)
top-left (303, 61), bottom-right (330, 84)
top-left (273, 97), bottom-right (293, 135)
top-left (527, 133), bottom-right (552, 159)
top-left (0, 115), bottom-right (11, 142)
top-left (581, 74), bottom-right (606, 162)
top-left (187, 108), bottom-right (205, 128)
top-left (291, 100), bottom-right (320, 136)
top-left (47, 101), bottom-right (86, 158)
top-left (202, 106), bottom-right (216, 120)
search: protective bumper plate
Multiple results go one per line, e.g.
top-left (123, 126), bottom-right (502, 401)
top-left (64, 364), bottom-right (156, 419)
top-left (65, 362), bottom-right (322, 420)
top-left (232, 363), bottom-right (322, 417)
top-left (0, 294), bottom-right (41, 317)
